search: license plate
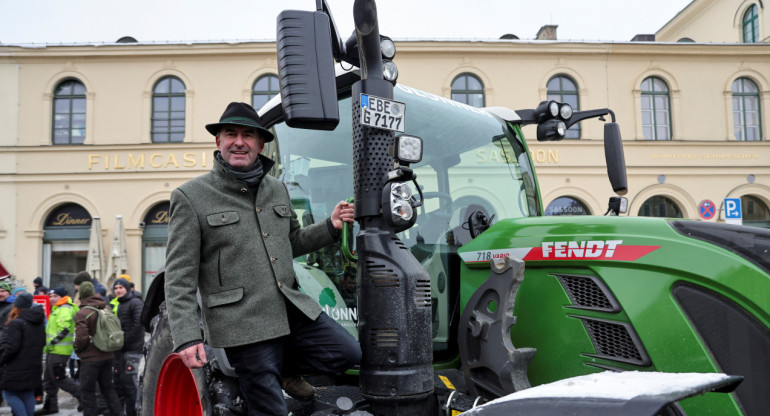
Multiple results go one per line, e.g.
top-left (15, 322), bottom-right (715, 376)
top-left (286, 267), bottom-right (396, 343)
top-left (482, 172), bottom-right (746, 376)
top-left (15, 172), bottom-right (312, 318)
top-left (360, 94), bottom-right (405, 132)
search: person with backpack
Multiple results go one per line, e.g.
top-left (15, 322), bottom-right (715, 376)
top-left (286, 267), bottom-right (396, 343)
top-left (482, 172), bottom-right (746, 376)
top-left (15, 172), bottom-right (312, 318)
top-left (74, 281), bottom-right (123, 416)
top-left (112, 277), bottom-right (143, 416)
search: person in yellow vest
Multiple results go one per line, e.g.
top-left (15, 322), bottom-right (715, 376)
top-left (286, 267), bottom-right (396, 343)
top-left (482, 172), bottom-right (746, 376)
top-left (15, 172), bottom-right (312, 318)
top-left (37, 287), bottom-right (81, 415)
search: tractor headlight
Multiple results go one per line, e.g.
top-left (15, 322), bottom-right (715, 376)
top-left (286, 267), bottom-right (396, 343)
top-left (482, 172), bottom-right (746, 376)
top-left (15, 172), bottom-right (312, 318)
top-left (390, 182), bottom-right (414, 221)
top-left (383, 61), bottom-right (399, 83)
top-left (380, 37), bottom-right (396, 59)
top-left (548, 101), bottom-right (559, 118)
top-left (392, 135), bottom-right (423, 165)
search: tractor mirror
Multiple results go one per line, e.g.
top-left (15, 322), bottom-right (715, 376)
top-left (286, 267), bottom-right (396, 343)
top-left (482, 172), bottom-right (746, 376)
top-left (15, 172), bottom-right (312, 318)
top-left (276, 10), bottom-right (339, 130)
top-left (604, 122), bottom-right (628, 196)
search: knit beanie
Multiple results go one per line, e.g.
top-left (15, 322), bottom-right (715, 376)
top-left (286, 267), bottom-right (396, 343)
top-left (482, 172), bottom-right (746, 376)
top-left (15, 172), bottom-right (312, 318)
top-left (34, 277), bottom-right (43, 285)
top-left (13, 293), bottom-right (33, 308)
top-left (79, 281), bottom-right (95, 299)
top-left (11, 287), bottom-right (27, 295)
top-left (0, 282), bottom-right (11, 293)
top-left (51, 287), bottom-right (68, 297)
top-left (113, 278), bottom-right (131, 291)
top-left (73, 271), bottom-right (93, 286)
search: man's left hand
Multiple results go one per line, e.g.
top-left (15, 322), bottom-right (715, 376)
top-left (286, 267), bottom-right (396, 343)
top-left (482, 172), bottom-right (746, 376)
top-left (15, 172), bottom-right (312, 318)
top-left (331, 201), bottom-right (355, 230)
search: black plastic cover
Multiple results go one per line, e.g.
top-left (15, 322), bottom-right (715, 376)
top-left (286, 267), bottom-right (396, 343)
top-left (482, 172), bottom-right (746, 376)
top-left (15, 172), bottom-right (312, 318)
top-left (670, 220), bottom-right (770, 274)
top-left (276, 10), bottom-right (339, 130)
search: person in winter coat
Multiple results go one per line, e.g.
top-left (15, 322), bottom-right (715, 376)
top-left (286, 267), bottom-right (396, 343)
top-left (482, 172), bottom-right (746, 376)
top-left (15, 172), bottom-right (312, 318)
top-left (39, 287), bottom-right (81, 415)
top-left (112, 277), bottom-right (143, 416)
top-left (73, 282), bottom-right (123, 416)
top-left (0, 293), bottom-right (46, 416)
top-left (33, 277), bottom-right (49, 296)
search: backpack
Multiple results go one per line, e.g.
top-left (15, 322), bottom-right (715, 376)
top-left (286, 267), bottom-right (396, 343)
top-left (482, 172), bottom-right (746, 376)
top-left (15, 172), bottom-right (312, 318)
top-left (83, 305), bottom-right (124, 352)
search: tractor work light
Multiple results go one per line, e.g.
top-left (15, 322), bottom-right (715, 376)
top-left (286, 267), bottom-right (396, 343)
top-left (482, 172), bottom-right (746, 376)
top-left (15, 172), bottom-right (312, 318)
top-left (380, 37), bottom-right (396, 59)
top-left (535, 100), bottom-right (573, 123)
top-left (537, 119), bottom-right (568, 141)
top-left (391, 134), bottom-right (423, 165)
top-left (383, 61), bottom-right (399, 83)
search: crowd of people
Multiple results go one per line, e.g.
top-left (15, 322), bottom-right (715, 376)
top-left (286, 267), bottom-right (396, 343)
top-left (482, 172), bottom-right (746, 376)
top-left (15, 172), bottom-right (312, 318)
top-left (0, 272), bottom-right (144, 416)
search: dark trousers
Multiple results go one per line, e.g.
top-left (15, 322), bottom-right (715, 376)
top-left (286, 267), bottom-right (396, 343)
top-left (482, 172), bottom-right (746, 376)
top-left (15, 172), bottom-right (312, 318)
top-left (113, 352), bottom-right (141, 416)
top-left (80, 359), bottom-right (123, 416)
top-left (225, 309), bottom-right (361, 416)
top-left (41, 353), bottom-right (80, 409)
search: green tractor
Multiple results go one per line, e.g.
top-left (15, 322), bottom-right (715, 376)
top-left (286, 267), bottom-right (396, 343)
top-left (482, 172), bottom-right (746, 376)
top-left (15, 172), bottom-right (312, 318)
top-left (138, 1), bottom-right (768, 415)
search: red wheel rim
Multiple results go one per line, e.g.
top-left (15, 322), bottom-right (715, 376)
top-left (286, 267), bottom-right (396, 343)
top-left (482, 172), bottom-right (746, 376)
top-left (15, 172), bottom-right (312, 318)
top-left (154, 353), bottom-right (204, 415)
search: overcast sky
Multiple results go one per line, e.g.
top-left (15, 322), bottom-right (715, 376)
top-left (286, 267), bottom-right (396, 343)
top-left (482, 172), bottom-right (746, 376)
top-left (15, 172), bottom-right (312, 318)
top-left (0, 0), bottom-right (694, 45)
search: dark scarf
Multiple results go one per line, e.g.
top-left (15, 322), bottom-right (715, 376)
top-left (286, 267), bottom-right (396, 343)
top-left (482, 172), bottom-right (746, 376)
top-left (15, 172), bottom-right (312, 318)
top-left (215, 151), bottom-right (264, 186)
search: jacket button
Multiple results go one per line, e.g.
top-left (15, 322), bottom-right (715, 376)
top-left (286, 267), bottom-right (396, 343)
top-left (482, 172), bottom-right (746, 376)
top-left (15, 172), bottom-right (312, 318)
top-left (263, 232), bottom-right (269, 237)
top-left (256, 207), bottom-right (262, 213)
top-left (240, 188), bottom-right (247, 193)
top-left (221, 216), bottom-right (227, 223)
top-left (271, 257), bottom-right (277, 263)
top-left (278, 282), bottom-right (284, 288)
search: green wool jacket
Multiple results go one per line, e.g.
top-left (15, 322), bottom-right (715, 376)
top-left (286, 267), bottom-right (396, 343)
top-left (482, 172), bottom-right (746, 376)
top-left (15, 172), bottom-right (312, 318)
top-left (165, 154), bottom-right (336, 350)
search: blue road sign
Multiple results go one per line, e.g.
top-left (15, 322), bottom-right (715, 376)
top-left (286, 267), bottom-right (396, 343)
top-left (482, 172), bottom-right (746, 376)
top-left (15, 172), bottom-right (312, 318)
top-left (698, 200), bottom-right (716, 220)
top-left (724, 198), bottom-right (742, 225)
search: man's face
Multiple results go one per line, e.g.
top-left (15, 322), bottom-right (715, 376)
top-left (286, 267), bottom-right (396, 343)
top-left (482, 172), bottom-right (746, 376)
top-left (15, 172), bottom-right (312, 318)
top-left (49, 293), bottom-right (62, 304)
top-left (216, 125), bottom-right (265, 171)
top-left (114, 285), bottom-right (127, 298)
top-left (0, 289), bottom-right (9, 302)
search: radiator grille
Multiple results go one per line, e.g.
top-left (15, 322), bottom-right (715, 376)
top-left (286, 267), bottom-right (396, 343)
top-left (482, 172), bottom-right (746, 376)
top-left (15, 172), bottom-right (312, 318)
top-left (556, 274), bottom-right (620, 312)
top-left (580, 318), bottom-right (650, 366)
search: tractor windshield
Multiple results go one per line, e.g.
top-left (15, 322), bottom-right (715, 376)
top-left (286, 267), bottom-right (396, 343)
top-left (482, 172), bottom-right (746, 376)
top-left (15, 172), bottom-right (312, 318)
top-left (268, 84), bottom-right (538, 359)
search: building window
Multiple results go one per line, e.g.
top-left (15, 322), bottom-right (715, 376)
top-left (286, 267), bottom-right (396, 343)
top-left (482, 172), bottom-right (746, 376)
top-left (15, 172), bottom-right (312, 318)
top-left (743, 4), bottom-right (759, 43)
top-left (547, 75), bottom-right (581, 139)
top-left (52, 79), bottom-right (86, 145)
top-left (742, 195), bottom-right (770, 229)
top-left (638, 196), bottom-right (683, 218)
top-left (732, 77), bottom-right (762, 141)
top-left (451, 73), bottom-right (485, 107)
top-left (152, 76), bottom-right (186, 142)
top-left (43, 203), bottom-right (92, 293)
top-left (545, 196), bottom-right (591, 216)
top-left (252, 74), bottom-right (280, 110)
top-left (641, 77), bottom-right (672, 140)
top-left (142, 201), bottom-right (170, 292)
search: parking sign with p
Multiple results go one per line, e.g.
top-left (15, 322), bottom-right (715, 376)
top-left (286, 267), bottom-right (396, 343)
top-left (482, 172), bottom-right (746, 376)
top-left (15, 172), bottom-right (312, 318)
top-left (724, 198), bottom-right (742, 225)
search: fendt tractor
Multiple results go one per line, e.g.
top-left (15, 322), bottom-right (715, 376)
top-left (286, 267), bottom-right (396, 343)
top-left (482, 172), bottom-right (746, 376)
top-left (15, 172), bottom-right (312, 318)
top-left (138, 1), bottom-right (770, 415)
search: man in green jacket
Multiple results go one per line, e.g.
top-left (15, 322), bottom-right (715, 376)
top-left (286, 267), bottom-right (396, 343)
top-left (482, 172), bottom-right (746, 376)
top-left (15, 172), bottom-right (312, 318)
top-left (165, 102), bottom-right (361, 416)
top-left (38, 287), bottom-right (81, 414)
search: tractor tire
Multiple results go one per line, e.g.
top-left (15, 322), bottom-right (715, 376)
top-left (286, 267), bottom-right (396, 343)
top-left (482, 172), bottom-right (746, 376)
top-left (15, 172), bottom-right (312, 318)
top-left (138, 301), bottom-right (244, 416)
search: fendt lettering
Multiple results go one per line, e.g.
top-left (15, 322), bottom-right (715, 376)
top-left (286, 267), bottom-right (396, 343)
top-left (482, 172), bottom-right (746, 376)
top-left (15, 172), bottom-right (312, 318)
top-left (542, 240), bottom-right (623, 258)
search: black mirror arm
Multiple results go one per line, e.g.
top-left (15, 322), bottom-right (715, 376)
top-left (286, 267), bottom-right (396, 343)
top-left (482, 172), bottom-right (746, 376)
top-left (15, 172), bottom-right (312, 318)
top-left (565, 109), bottom-right (616, 129)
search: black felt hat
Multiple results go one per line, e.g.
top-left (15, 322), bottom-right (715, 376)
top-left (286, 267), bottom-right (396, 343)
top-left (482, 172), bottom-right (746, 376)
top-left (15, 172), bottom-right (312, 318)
top-left (205, 102), bottom-right (274, 142)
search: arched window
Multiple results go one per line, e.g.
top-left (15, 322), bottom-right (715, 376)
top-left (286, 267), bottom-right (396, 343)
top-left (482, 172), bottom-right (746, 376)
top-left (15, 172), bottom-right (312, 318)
top-left (743, 4), bottom-right (759, 43)
top-left (638, 196), bottom-right (683, 218)
top-left (547, 75), bottom-right (581, 139)
top-left (732, 77), bottom-right (762, 141)
top-left (641, 77), bottom-right (672, 140)
top-left (152, 76), bottom-right (186, 142)
top-left (545, 196), bottom-right (591, 216)
top-left (142, 201), bottom-right (170, 291)
top-left (742, 195), bottom-right (770, 228)
top-left (451, 73), bottom-right (485, 107)
top-left (252, 74), bottom-right (280, 110)
top-left (52, 79), bottom-right (86, 145)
